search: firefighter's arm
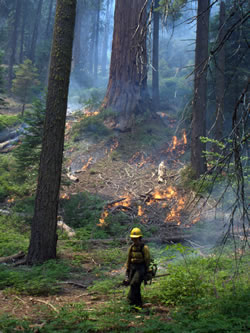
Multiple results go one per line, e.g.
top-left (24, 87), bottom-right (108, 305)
top-left (125, 246), bottom-right (132, 276)
top-left (143, 245), bottom-right (151, 271)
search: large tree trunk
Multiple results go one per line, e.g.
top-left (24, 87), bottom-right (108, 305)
top-left (102, 0), bottom-right (150, 131)
top-left (214, 1), bottom-right (225, 151)
top-left (29, 0), bottom-right (44, 63)
top-left (191, 0), bottom-right (210, 178)
top-left (152, 0), bottom-right (160, 110)
top-left (8, 0), bottom-right (22, 91)
top-left (27, 0), bottom-right (76, 265)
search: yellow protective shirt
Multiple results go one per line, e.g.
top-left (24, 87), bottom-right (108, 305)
top-left (126, 243), bottom-right (150, 271)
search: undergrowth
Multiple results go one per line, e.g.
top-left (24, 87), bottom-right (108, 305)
top-left (0, 260), bottom-right (70, 296)
top-left (0, 242), bottom-right (249, 332)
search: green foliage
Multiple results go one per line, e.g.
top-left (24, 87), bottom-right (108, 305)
top-left (159, 0), bottom-right (188, 19)
top-left (0, 215), bottom-right (29, 256)
top-left (40, 303), bottom-right (94, 332)
top-left (14, 100), bottom-right (45, 172)
top-left (71, 108), bottom-right (114, 142)
top-left (0, 114), bottom-right (20, 131)
top-left (62, 192), bottom-right (104, 229)
top-left (61, 192), bottom-right (131, 242)
top-left (0, 50), bottom-right (4, 94)
top-left (0, 260), bottom-right (70, 296)
top-left (0, 154), bottom-right (31, 201)
top-left (11, 59), bottom-right (40, 108)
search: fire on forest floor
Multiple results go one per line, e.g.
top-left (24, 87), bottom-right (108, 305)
top-left (61, 121), bottom-right (203, 238)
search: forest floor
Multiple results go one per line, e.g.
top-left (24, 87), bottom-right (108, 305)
top-left (0, 102), bottom-right (216, 331)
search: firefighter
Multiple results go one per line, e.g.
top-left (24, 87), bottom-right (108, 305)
top-left (126, 227), bottom-right (150, 307)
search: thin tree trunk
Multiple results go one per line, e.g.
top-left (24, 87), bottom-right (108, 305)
top-left (214, 1), bottom-right (225, 151)
top-left (101, 0), bottom-right (111, 76)
top-left (102, 0), bottom-right (150, 131)
top-left (45, 0), bottom-right (55, 38)
top-left (191, 0), bottom-right (210, 178)
top-left (8, 0), bottom-right (22, 91)
top-left (27, 0), bottom-right (76, 265)
top-left (72, 0), bottom-right (83, 72)
top-left (29, 0), bottom-right (44, 63)
top-left (152, 0), bottom-right (160, 110)
top-left (19, 0), bottom-right (26, 64)
top-left (94, 0), bottom-right (101, 81)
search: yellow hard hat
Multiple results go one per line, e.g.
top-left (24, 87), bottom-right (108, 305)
top-left (130, 227), bottom-right (142, 238)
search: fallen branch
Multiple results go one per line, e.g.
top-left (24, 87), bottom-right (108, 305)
top-left (57, 220), bottom-right (76, 238)
top-left (106, 198), bottom-right (126, 206)
top-left (31, 298), bottom-right (59, 313)
top-left (58, 281), bottom-right (88, 289)
top-left (0, 251), bottom-right (25, 264)
top-left (58, 235), bottom-right (191, 245)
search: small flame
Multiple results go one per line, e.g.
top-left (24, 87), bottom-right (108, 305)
top-left (138, 205), bottom-right (143, 216)
top-left (60, 193), bottom-right (70, 200)
top-left (165, 197), bottom-right (186, 224)
top-left (183, 131), bottom-right (187, 145)
top-left (7, 198), bottom-right (15, 203)
top-left (84, 110), bottom-right (100, 117)
top-left (98, 210), bottom-right (108, 226)
top-left (81, 157), bottom-right (93, 171)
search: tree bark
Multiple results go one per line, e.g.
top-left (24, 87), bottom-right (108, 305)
top-left (27, 0), bottom-right (76, 265)
top-left (8, 0), bottom-right (22, 91)
top-left (214, 1), bottom-right (225, 151)
top-left (152, 0), bottom-right (160, 110)
top-left (29, 0), bottom-right (44, 63)
top-left (102, 0), bottom-right (150, 131)
top-left (191, 0), bottom-right (210, 178)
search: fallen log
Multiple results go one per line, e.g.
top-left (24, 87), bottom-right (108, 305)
top-left (57, 220), bottom-right (76, 238)
top-left (0, 251), bottom-right (25, 264)
top-left (58, 235), bottom-right (192, 245)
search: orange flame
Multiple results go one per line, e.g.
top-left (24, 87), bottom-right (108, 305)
top-left (60, 193), bottom-right (70, 200)
top-left (183, 131), bottom-right (187, 145)
top-left (81, 157), bottom-right (93, 171)
top-left (84, 110), bottom-right (100, 117)
top-left (138, 205), bottom-right (143, 216)
top-left (165, 197), bottom-right (186, 224)
top-left (98, 210), bottom-right (108, 226)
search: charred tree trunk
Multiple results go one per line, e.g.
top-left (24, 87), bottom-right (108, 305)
top-left (152, 0), bottom-right (160, 110)
top-left (27, 0), bottom-right (76, 265)
top-left (191, 0), bottom-right (210, 178)
top-left (101, 0), bottom-right (111, 76)
top-left (214, 1), bottom-right (225, 152)
top-left (29, 0), bottom-right (44, 63)
top-left (94, 0), bottom-right (101, 81)
top-left (8, 0), bottom-right (22, 91)
top-left (102, 0), bottom-right (150, 131)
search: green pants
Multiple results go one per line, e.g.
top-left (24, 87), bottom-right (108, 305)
top-left (128, 264), bottom-right (145, 306)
